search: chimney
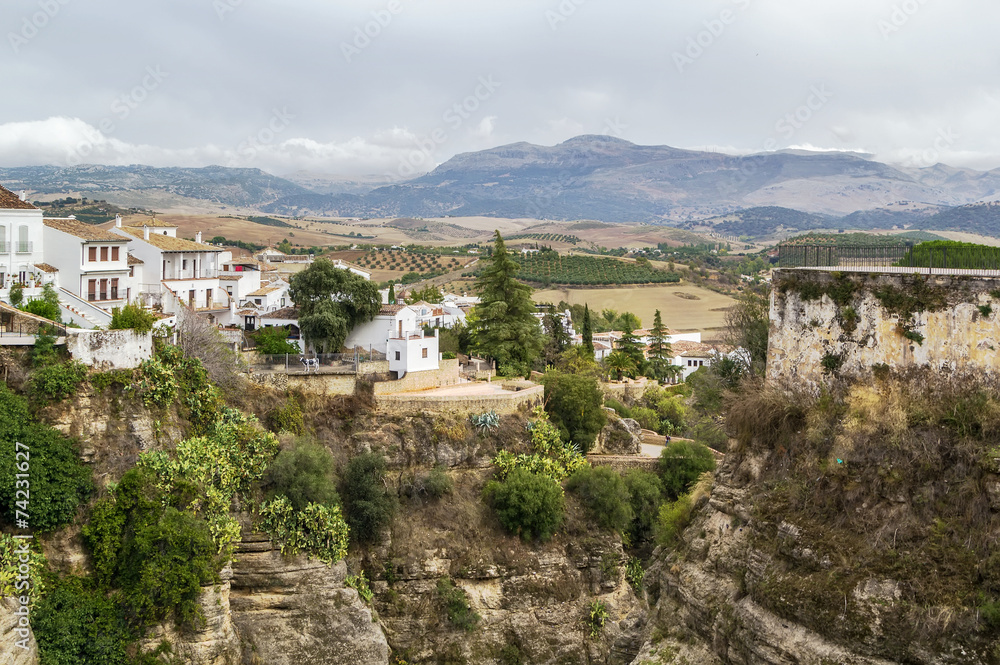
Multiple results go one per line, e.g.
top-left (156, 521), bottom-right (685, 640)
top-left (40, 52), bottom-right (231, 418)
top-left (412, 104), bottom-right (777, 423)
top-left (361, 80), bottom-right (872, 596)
top-left (115, 214), bottom-right (122, 228)
top-left (143, 225), bottom-right (150, 241)
top-left (196, 231), bottom-right (202, 244)
top-left (18, 191), bottom-right (25, 202)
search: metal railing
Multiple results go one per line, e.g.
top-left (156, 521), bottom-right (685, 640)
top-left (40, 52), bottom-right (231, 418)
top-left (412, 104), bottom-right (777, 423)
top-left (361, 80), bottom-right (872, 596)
top-left (779, 243), bottom-right (1000, 275)
top-left (14, 241), bottom-right (32, 254)
top-left (778, 244), bottom-right (914, 269)
top-left (248, 353), bottom-right (364, 375)
top-left (0, 322), bottom-right (67, 338)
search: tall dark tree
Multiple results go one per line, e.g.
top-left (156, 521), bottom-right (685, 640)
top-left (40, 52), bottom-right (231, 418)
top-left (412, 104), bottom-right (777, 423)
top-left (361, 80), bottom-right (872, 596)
top-left (387, 283), bottom-right (396, 305)
top-left (645, 309), bottom-right (676, 381)
top-left (469, 231), bottom-right (542, 375)
top-left (541, 313), bottom-right (572, 367)
top-left (289, 259), bottom-right (381, 353)
top-left (582, 304), bottom-right (594, 357)
top-left (616, 327), bottom-right (646, 378)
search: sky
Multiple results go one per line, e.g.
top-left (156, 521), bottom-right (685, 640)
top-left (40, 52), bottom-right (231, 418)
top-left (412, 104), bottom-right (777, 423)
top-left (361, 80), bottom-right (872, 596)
top-left (2, 0), bottom-right (999, 180)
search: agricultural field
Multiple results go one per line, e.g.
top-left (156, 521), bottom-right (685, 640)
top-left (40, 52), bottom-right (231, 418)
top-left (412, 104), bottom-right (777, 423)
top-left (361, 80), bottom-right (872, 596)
top-left (532, 284), bottom-right (736, 332)
top-left (507, 232), bottom-right (581, 245)
top-left (480, 253), bottom-right (681, 286)
top-left (346, 249), bottom-right (475, 283)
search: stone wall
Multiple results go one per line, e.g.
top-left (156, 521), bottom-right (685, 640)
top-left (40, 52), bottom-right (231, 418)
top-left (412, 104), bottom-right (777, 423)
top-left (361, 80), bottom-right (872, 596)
top-left (769, 270), bottom-right (1000, 391)
top-left (601, 378), bottom-right (658, 403)
top-left (372, 358), bottom-right (460, 395)
top-left (0, 302), bottom-right (56, 336)
top-left (66, 329), bottom-right (153, 370)
top-left (248, 371), bottom-right (358, 396)
top-left (587, 454), bottom-right (658, 473)
top-left (376, 384), bottom-right (544, 416)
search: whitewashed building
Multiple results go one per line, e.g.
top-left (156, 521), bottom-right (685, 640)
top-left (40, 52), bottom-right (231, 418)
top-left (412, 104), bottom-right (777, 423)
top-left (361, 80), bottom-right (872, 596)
top-left (43, 217), bottom-right (132, 305)
top-left (0, 186), bottom-right (45, 292)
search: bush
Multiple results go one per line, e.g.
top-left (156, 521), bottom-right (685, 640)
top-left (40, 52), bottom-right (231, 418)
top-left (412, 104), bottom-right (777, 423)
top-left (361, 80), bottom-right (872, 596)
top-left (109, 302), bottom-right (157, 334)
top-left (629, 406), bottom-right (661, 432)
top-left (566, 466), bottom-right (633, 533)
top-left (658, 440), bottom-right (716, 501)
top-left (542, 371), bottom-right (606, 453)
top-left (22, 284), bottom-right (62, 323)
top-left (436, 577), bottom-right (480, 631)
top-left (586, 599), bottom-right (609, 639)
top-left (29, 360), bottom-right (88, 402)
top-left (268, 396), bottom-right (305, 434)
top-left (0, 386), bottom-right (93, 532)
top-left (655, 494), bottom-right (693, 547)
top-left (253, 326), bottom-right (300, 355)
top-left (258, 496), bottom-right (350, 564)
top-left (33, 575), bottom-right (133, 665)
top-left (483, 468), bottom-right (564, 542)
top-left (623, 469), bottom-right (663, 544)
top-left (422, 465), bottom-right (453, 498)
top-left (263, 439), bottom-right (340, 511)
top-left (342, 453), bottom-right (397, 545)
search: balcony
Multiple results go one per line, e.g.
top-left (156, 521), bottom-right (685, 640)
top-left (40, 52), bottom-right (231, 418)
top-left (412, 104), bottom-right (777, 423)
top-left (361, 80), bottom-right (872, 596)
top-left (14, 241), bottom-right (32, 254)
top-left (87, 288), bottom-right (120, 302)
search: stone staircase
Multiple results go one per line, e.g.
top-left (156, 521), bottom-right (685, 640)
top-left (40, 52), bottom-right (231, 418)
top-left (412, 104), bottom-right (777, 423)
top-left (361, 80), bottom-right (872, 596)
top-left (57, 288), bottom-right (112, 329)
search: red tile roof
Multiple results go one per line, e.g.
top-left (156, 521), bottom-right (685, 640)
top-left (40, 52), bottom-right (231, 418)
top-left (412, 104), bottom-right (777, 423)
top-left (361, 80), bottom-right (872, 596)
top-left (0, 185), bottom-right (37, 210)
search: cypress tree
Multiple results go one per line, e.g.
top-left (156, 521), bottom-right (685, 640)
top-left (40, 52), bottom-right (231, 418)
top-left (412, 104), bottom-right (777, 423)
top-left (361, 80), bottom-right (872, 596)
top-left (582, 304), bottom-right (594, 357)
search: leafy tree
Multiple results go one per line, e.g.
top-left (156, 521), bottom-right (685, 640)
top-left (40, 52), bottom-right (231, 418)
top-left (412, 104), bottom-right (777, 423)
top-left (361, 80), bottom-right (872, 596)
top-left (566, 465), bottom-right (633, 532)
top-left (623, 469), bottom-right (662, 544)
top-left (341, 452), bottom-right (397, 544)
top-left (33, 576), bottom-right (134, 665)
top-left (582, 304), bottom-right (594, 357)
top-left (604, 351), bottom-right (637, 382)
top-left (387, 282), bottom-right (396, 304)
top-left (617, 328), bottom-right (646, 376)
top-left (8, 282), bottom-right (23, 308)
top-left (253, 326), bottom-right (300, 355)
top-left (658, 440), bottom-right (716, 501)
top-left (289, 258), bottom-right (381, 353)
top-left (263, 439), bottom-right (340, 511)
top-left (541, 371), bottom-right (606, 453)
top-left (405, 284), bottom-right (444, 304)
top-left (483, 468), bottom-right (564, 542)
top-left (469, 231), bottom-right (543, 376)
top-left (22, 283), bottom-right (62, 323)
top-left (723, 286), bottom-right (770, 376)
top-left (541, 312), bottom-right (572, 367)
top-left (109, 302), bottom-right (157, 334)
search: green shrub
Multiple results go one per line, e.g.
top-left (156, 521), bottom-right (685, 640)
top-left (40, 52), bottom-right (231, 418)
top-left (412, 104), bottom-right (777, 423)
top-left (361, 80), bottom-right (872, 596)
top-left (31, 331), bottom-right (60, 367)
top-left (268, 396), bottom-right (305, 434)
top-left (263, 439), bottom-right (340, 511)
top-left (604, 398), bottom-right (630, 418)
top-left (658, 440), bottom-right (716, 501)
top-left (29, 360), bottom-right (88, 401)
top-left (134, 356), bottom-right (178, 407)
top-left (33, 575), bottom-right (133, 665)
top-left (654, 395), bottom-right (688, 434)
top-left (9, 283), bottom-right (23, 308)
top-left (342, 453), bottom-right (397, 545)
top-left (22, 284), bottom-right (62, 323)
top-left (586, 599), bottom-right (608, 639)
top-left (109, 302), bottom-right (157, 334)
top-left (346, 571), bottom-right (373, 603)
top-left (655, 494), bottom-right (693, 547)
top-left (258, 496), bottom-right (350, 564)
top-left (629, 406), bottom-right (661, 432)
top-left (625, 556), bottom-right (644, 592)
top-left (422, 465), bottom-right (453, 498)
top-left (253, 326), bottom-right (300, 354)
top-left (436, 577), bottom-right (480, 631)
top-left (483, 468), bottom-right (564, 542)
top-left (90, 369), bottom-right (136, 393)
top-left (441, 351), bottom-right (457, 360)
top-left (491, 408), bottom-right (587, 482)
top-left (0, 385), bottom-right (93, 532)
top-left (0, 533), bottom-right (46, 604)
top-left (623, 469), bottom-right (663, 544)
top-left (542, 371), bottom-right (606, 453)
top-left (566, 466), bottom-right (633, 533)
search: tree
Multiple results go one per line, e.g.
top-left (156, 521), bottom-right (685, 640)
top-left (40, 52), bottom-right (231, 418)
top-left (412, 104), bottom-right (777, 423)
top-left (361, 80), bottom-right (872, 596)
top-left (289, 258), bottom-right (381, 354)
top-left (253, 326), bottom-right (300, 355)
top-left (483, 468), bottom-right (564, 542)
top-left (724, 286), bottom-right (770, 376)
top-left (658, 440), bottom-right (716, 501)
top-left (582, 304), bottom-right (594, 357)
top-left (604, 350), bottom-right (637, 382)
top-left (22, 283), bottom-right (62, 323)
top-left (645, 309), bottom-right (676, 382)
top-left (405, 284), bottom-right (443, 304)
top-left (566, 465), bottom-right (633, 533)
top-left (541, 371), bottom-right (606, 453)
top-left (110, 302), bottom-right (157, 334)
top-left (617, 328), bottom-right (645, 377)
top-left (541, 313), bottom-right (571, 367)
top-left (387, 283), bottom-right (396, 304)
top-left (341, 452), bottom-right (397, 544)
top-left (8, 282), bottom-right (23, 308)
top-left (469, 231), bottom-right (542, 376)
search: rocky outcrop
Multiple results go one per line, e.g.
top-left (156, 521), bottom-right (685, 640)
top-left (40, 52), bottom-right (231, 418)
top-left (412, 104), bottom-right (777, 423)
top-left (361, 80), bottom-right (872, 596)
top-left (0, 597), bottom-right (38, 665)
top-left (595, 416), bottom-right (642, 455)
top-left (229, 534), bottom-right (389, 665)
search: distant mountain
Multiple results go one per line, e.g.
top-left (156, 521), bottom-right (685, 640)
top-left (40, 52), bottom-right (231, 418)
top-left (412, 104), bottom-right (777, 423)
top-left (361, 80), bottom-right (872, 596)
top-left (683, 206), bottom-right (833, 238)
top-left (258, 136), bottom-right (1000, 223)
top-left (0, 164), bottom-right (312, 209)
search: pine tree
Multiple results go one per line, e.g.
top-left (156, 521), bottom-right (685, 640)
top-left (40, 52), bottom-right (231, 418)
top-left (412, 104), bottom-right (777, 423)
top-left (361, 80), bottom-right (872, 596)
top-left (645, 309), bottom-right (676, 381)
top-left (469, 231), bottom-right (543, 375)
top-left (582, 304), bottom-right (594, 357)
top-left (616, 327), bottom-right (645, 378)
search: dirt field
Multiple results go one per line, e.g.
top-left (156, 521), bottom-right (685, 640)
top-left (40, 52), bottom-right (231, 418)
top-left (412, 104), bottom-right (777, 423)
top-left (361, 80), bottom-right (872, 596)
top-left (532, 283), bottom-right (735, 332)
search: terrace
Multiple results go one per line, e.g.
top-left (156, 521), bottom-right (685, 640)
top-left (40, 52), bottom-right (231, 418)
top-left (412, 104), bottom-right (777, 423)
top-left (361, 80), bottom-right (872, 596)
top-left (778, 242), bottom-right (1000, 277)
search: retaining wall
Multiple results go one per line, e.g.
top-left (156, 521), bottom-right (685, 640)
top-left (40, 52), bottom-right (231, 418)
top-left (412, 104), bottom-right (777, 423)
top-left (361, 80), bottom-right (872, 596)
top-left (376, 384), bottom-right (543, 416)
top-left (67, 329), bottom-right (153, 370)
top-left (372, 359), bottom-right (460, 395)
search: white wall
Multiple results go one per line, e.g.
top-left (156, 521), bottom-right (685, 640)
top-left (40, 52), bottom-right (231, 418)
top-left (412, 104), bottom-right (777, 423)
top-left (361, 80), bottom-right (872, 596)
top-left (0, 208), bottom-right (45, 291)
top-left (388, 331), bottom-right (439, 377)
top-left (66, 329), bottom-right (153, 369)
top-left (346, 314), bottom-right (395, 353)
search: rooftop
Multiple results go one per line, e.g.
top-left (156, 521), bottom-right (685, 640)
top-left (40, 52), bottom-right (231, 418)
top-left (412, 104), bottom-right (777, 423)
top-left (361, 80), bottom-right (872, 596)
top-left (125, 218), bottom-right (176, 228)
top-left (246, 285), bottom-right (282, 297)
top-left (0, 185), bottom-right (37, 210)
top-left (127, 254), bottom-right (144, 265)
top-left (44, 217), bottom-right (127, 242)
top-left (119, 227), bottom-right (222, 253)
top-left (263, 306), bottom-right (300, 320)
top-left (32, 262), bottom-right (58, 273)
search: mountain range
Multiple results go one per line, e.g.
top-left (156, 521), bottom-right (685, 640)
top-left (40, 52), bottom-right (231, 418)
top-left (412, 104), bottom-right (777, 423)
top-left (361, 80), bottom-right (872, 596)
top-left (5, 135), bottom-right (1000, 239)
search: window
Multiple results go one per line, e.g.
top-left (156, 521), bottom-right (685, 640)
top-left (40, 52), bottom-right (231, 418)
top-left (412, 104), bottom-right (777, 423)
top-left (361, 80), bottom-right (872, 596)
top-left (111, 247), bottom-right (119, 261)
top-left (110, 278), bottom-right (119, 300)
top-left (421, 348), bottom-right (428, 359)
top-left (88, 247), bottom-right (97, 262)
top-left (100, 247), bottom-right (108, 261)
top-left (395, 351), bottom-right (401, 361)
top-left (87, 279), bottom-right (97, 301)
top-left (182, 260), bottom-right (188, 270)
top-left (255, 299), bottom-right (261, 305)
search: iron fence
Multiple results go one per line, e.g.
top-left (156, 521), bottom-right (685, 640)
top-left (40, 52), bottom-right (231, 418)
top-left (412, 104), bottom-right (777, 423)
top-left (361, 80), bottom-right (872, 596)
top-left (248, 349), bottom-right (386, 375)
top-left (777, 244), bottom-right (914, 269)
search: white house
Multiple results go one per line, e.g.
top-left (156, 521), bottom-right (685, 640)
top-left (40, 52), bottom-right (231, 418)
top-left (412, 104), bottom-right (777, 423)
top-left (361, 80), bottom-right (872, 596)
top-left (669, 341), bottom-right (734, 381)
top-left (43, 217), bottom-right (132, 305)
top-left (387, 327), bottom-right (439, 378)
top-left (0, 186), bottom-right (45, 293)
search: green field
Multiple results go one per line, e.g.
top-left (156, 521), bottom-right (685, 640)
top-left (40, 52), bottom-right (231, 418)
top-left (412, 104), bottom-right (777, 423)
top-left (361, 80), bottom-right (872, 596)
top-left (471, 253), bottom-right (680, 286)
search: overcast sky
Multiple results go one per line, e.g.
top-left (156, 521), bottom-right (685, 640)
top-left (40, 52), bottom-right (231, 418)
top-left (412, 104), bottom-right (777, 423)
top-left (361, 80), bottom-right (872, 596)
top-left (2, 0), bottom-right (998, 179)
